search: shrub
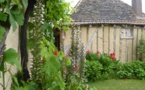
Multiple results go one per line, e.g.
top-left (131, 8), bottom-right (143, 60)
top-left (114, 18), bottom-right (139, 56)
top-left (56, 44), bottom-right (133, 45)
top-left (117, 60), bottom-right (145, 80)
top-left (85, 51), bottom-right (145, 81)
top-left (85, 61), bottom-right (103, 81)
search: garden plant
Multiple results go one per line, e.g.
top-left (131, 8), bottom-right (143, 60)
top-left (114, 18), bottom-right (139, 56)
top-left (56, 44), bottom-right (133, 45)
top-left (85, 51), bottom-right (145, 81)
top-left (0, 0), bottom-right (97, 90)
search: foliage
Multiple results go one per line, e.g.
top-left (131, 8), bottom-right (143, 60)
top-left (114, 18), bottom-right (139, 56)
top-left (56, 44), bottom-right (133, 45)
top-left (0, 26), bottom-right (5, 42)
top-left (0, 0), bottom-right (96, 90)
top-left (0, 0), bottom-right (25, 42)
top-left (0, 0), bottom-right (25, 30)
top-left (0, 1), bottom-right (25, 90)
top-left (85, 51), bottom-right (145, 81)
top-left (117, 60), bottom-right (145, 80)
top-left (85, 61), bottom-right (103, 81)
top-left (44, 0), bottom-right (73, 30)
top-left (137, 39), bottom-right (145, 61)
top-left (0, 48), bottom-right (21, 90)
top-left (86, 51), bottom-right (119, 80)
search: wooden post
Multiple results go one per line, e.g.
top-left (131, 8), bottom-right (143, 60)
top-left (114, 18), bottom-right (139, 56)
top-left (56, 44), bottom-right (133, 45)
top-left (86, 25), bottom-right (89, 47)
top-left (136, 27), bottom-right (139, 60)
top-left (108, 25), bottom-right (110, 54)
top-left (119, 27), bottom-right (122, 60)
top-left (113, 25), bottom-right (116, 53)
top-left (102, 24), bottom-right (104, 53)
top-left (132, 26), bottom-right (134, 60)
top-left (96, 26), bottom-right (98, 51)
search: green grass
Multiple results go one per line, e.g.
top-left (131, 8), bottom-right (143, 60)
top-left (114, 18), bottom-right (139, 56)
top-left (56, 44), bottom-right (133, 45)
top-left (88, 79), bottom-right (145, 90)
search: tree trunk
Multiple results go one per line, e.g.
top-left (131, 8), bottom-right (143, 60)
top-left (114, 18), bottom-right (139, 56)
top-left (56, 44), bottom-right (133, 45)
top-left (19, 0), bottom-right (36, 81)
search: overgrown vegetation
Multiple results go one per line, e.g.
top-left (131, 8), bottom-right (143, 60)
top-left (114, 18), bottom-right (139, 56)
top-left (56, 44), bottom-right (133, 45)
top-left (85, 51), bottom-right (145, 81)
top-left (0, 0), bottom-right (97, 90)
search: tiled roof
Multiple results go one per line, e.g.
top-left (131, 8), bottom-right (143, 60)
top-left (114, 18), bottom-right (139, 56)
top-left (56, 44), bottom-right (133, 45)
top-left (71, 0), bottom-right (145, 25)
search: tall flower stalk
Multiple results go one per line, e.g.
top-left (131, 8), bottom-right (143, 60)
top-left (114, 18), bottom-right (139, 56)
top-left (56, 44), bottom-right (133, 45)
top-left (67, 25), bottom-right (86, 81)
top-left (28, 0), bottom-right (44, 82)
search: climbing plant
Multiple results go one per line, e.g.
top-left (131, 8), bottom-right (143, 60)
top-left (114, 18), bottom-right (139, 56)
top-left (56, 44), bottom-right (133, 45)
top-left (0, 0), bottom-right (24, 90)
top-left (0, 0), bottom-right (97, 90)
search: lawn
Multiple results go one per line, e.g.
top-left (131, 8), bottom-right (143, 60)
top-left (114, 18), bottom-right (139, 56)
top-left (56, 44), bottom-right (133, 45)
top-left (88, 79), bottom-right (145, 90)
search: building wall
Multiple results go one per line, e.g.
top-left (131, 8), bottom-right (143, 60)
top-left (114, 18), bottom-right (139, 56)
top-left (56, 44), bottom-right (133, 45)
top-left (64, 24), bottom-right (145, 62)
top-left (0, 28), bottom-right (19, 90)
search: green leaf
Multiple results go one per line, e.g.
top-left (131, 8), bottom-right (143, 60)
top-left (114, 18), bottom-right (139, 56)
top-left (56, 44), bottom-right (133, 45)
top-left (3, 48), bottom-right (22, 71)
top-left (11, 5), bottom-right (20, 14)
top-left (14, 13), bottom-right (24, 25)
top-left (22, 0), bottom-right (28, 9)
top-left (0, 25), bottom-right (6, 42)
top-left (0, 12), bottom-right (7, 21)
top-left (42, 56), bottom-right (60, 75)
top-left (9, 12), bottom-right (17, 30)
top-left (27, 38), bottom-right (35, 49)
top-left (28, 22), bottom-right (35, 31)
top-left (8, 5), bottom-right (24, 30)
top-left (0, 0), bottom-right (5, 3)
top-left (65, 58), bottom-right (71, 66)
top-left (42, 23), bottom-right (53, 33)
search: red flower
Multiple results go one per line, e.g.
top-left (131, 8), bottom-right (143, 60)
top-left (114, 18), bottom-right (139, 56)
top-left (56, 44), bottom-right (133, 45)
top-left (111, 56), bottom-right (115, 61)
top-left (110, 52), bottom-right (115, 57)
top-left (110, 52), bottom-right (116, 61)
top-left (87, 50), bottom-right (91, 54)
top-left (74, 64), bottom-right (78, 72)
top-left (96, 50), bottom-right (100, 54)
top-left (54, 50), bottom-right (58, 56)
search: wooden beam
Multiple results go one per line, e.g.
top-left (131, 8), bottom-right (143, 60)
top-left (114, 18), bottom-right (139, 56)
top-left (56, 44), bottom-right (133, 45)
top-left (132, 26), bottom-right (134, 60)
top-left (113, 25), bottom-right (116, 53)
top-left (86, 25), bottom-right (89, 46)
top-left (78, 25), bottom-right (81, 40)
top-left (119, 27), bottom-right (122, 60)
top-left (97, 26), bottom-right (98, 51)
top-left (108, 25), bottom-right (110, 54)
top-left (102, 24), bottom-right (104, 53)
top-left (126, 39), bottom-right (128, 62)
top-left (136, 27), bottom-right (139, 60)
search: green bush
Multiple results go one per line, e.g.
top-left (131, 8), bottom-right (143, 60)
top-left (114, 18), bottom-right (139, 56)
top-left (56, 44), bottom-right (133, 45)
top-left (117, 61), bottom-right (145, 80)
top-left (85, 51), bottom-right (145, 81)
top-left (85, 52), bottom-right (120, 80)
top-left (85, 61), bottom-right (103, 81)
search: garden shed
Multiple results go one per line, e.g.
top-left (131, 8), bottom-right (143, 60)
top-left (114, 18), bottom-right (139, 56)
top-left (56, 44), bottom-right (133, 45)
top-left (63, 0), bottom-right (145, 62)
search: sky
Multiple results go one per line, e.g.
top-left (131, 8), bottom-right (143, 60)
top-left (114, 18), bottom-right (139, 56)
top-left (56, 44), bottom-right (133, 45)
top-left (65, 0), bottom-right (145, 13)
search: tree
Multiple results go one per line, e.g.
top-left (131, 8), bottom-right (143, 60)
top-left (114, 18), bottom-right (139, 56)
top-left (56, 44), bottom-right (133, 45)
top-left (0, 0), bottom-right (72, 81)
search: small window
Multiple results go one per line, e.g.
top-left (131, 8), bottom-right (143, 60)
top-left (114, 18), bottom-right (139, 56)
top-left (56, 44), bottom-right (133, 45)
top-left (121, 28), bottom-right (134, 39)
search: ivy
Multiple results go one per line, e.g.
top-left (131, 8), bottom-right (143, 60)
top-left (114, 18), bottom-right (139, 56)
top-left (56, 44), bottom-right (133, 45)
top-left (3, 48), bottom-right (21, 71)
top-left (0, 12), bottom-right (7, 22)
top-left (0, 25), bottom-right (5, 42)
top-left (0, 0), bottom-right (5, 3)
